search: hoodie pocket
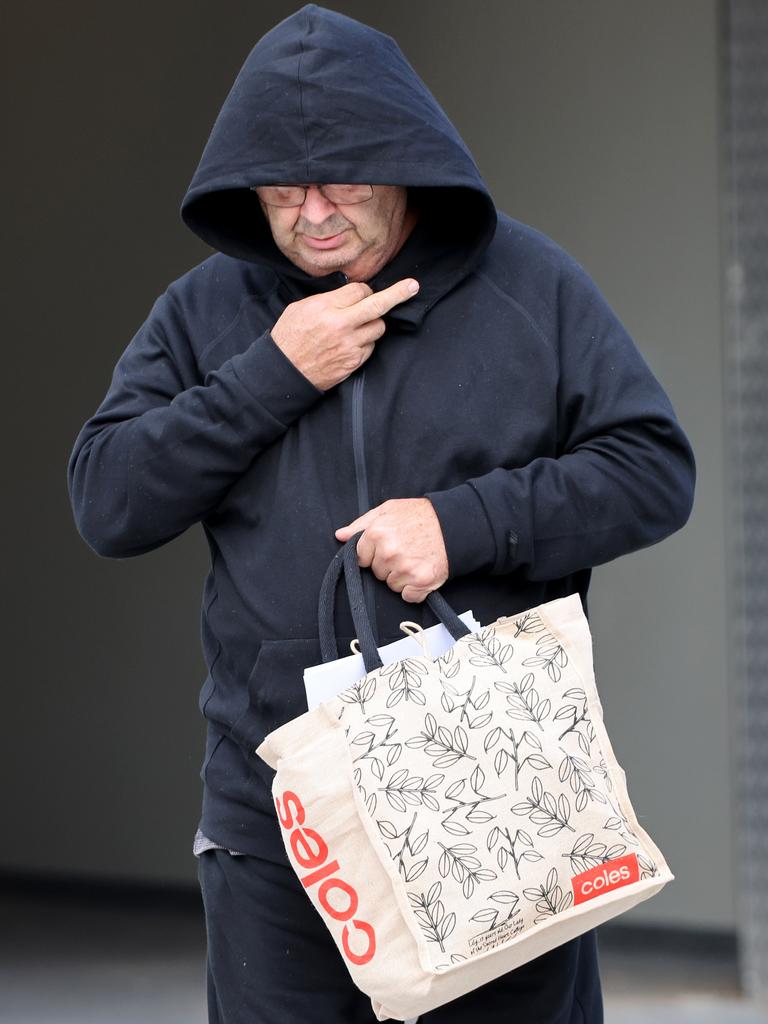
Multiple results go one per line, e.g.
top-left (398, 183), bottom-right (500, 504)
top-left (243, 634), bottom-right (401, 809)
top-left (245, 634), bottom-right (403, 739)
top-left (246, 638), bottom-right (323, 738)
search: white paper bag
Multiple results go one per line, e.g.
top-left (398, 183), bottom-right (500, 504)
top-left (303, 612), bottom-right (481, 710)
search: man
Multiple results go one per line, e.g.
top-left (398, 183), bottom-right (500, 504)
top-left (67, 5), bottom-right (695, 1023)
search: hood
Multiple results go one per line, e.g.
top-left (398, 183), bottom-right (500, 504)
top-left (180, 4), bottom-right (497, 322)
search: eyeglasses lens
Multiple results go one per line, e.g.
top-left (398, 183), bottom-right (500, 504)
top-left (253, 184), bottom-right (374, 206)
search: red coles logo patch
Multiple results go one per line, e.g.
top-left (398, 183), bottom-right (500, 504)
top-left (571, 853), bottom-right (640, 905)
top-left (275, 789), bottom-right (377, 966)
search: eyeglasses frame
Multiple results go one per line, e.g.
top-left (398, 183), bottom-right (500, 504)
top-left (249, 183), bottom-right (375, 207)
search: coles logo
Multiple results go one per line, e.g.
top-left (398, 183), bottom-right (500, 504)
top-left (571, 853), bottom-right (640, 905)
top-left (275, 790), bottom-right (376, 966)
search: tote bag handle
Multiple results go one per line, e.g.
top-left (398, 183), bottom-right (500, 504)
top-left (318, 532), bottom-right (470, 673)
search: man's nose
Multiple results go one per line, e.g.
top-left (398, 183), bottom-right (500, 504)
top-left (299, 185), bottom-right (339, 222)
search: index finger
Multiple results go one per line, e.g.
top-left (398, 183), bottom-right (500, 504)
top-left (348, 278), bottom-right (420, 323)
top-left (332, 281), bottom-right (374, 307)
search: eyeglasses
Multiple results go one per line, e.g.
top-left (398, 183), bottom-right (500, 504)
top-left (250, 183), bottom-right (374, 207)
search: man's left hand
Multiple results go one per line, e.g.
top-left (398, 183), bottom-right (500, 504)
top-left (335, 498), bottom-right (449, 603)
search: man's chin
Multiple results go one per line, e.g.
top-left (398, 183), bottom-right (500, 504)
top-left (294, 247), bottom-right (359, 278)
top-left (287, 239), bottom-right (381, 281)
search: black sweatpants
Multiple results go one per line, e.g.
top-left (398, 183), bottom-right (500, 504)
top-left (197, 847), bottom-right (604, 1023)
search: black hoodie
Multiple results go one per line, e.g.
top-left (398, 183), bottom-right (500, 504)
top-left (67, 5), bottom-right (695, 874)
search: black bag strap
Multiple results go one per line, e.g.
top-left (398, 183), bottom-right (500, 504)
top-left (318, 533), bottom-right (470, 673)
top-left (318, 534), bottom-right (382, 671)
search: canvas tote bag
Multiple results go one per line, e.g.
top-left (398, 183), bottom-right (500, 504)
top-left (255, 537), bottom-right (674, 1021)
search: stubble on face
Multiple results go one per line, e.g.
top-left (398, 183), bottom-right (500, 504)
top-left (259, 185), bottom-right (417, 282)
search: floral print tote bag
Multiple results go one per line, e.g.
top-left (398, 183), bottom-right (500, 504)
top-left (256, 537), bottom-right (674, 1021)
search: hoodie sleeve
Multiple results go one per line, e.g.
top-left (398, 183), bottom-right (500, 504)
top-left (425, 258), bottom-right (696, 581)
top-left (67, 288), bottom-right (323, 558)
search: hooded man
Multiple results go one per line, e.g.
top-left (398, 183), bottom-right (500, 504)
top-left (67, 5), bottom-right (696, 1023)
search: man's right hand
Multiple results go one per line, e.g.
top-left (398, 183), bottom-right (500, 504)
top-left (270, 278), bottom-right (420, 391)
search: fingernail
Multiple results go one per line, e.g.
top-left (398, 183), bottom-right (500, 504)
top-left (407, 280), bottom-right (419, 294)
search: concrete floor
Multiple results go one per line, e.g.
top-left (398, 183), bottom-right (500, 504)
top-left (0, 874), bottom-right (765, 1024)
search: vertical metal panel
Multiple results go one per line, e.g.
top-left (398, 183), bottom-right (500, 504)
top-left (722, 0), bottom-right (768, 1005)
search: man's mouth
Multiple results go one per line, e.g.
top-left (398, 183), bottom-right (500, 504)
top-left (302, 230), bottom-right (349, 250)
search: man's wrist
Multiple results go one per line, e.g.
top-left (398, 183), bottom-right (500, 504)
top-left (228, 330), bottom-right (325, 421)
top-left (424, 485), bottom-right (497, 578)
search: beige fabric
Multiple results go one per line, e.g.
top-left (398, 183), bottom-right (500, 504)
top-left (256, 594), bottom-right (674, 1021)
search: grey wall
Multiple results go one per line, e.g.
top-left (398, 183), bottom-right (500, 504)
top-left (6, 1), bottom-right (729, 930)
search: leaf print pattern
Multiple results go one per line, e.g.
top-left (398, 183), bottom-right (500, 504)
top-left (352, 766), bottom-right (377, 816)
top-left (378, 811), bottom-right (430, 883)
top-left (439, 676), bottom-right (493, 730)
top-left (553, 688), bottom-right (595, 755)
top-left (408, 881), bottom-right (456, 952)
top-left (557, 749), bottom-right (607, 811)
top-left (487, 825), bottom-right (544, 880)
top-left (523, 629), bottom-right (569, 683)
top-left (468, 630), bottom-right (514, 672)
top-left (484, 724), bottom-right (552, 790)
top-left (436, 645), bottom-right (461, 681)
top-left (440, 765), bottom-right (506, 837)
top-left (512, 611), bottom-right (547, 638)
top-left (470, 890), bottom-right (521, 934)
top-left (349, 713), bottom-right (401, 781)
top-left (328, 608), bottom-right (670, 971)
top-left (405, 713), bottom-right (476, 769)
top-left (437, 842), bottom-right (497, 899)
top-left (523, 867), bottom-right (574, 923)
top-left (638, 853), bottom-right (660, 880)
top-left (494, 673), bottom-right (551, 730)
top-left (381, 658), bottom-right (428, 707)
top-left (565, 833), bottom-right (628, 874)
top-left (511, 776), bottom-right (576, 837)
top-left (436, 646), bottom-right (457, 670)
top-left (338, 673), bottom-right (377, 715)
top-left (592, 758), bottom-right (614, 792)
top-left (382, 769), bottom-right (445, 813)
top-left (603, 793), bottom-right (645, 847)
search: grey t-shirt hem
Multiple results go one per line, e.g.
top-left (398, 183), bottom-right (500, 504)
top-left (193, 827), bottom-right (247, 857)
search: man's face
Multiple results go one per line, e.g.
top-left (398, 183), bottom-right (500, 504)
top-left (257, 184), bottom-right (413, 282)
